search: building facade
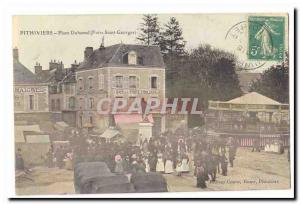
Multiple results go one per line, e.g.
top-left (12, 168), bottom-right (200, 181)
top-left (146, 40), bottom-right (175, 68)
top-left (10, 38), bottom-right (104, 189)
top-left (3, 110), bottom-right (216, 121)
top-left (13, 48), bottom-right (49, 116)
top-left (75, 44), bottom-right (166, 136)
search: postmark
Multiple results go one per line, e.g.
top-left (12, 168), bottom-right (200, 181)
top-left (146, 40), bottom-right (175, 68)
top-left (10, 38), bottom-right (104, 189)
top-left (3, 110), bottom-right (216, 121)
top-left (225, 21), bottom-right (266, 71)
top-left (248, 16), bottom-right (285, 61)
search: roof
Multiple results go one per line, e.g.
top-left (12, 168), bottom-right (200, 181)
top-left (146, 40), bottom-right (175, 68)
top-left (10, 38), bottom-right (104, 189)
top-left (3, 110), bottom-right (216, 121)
top-left (237, 72), bottom-right (261, 93)
top-left (15, 125), bottom-right (41, 143)
top-left (25, 134), bottom-right (50, 143)
top-left (14, 61), bottom-right (43, 84)
top-left (78, 44), bottom-right (165, 70)
top-left (100, 128), bottom-right (121, 139)
top-left (36, 68), bottom-right (76, 83)
top-left (226, 92), bottom-right (282, 105)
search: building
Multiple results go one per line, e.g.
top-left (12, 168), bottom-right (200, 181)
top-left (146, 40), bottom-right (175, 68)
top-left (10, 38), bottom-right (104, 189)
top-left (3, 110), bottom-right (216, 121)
top-left (35, 59), bottom-right (79, 126)
top-left (13, 48), bottom-right (50, 121)
top-left (75, 43), bottom-right (166, 139)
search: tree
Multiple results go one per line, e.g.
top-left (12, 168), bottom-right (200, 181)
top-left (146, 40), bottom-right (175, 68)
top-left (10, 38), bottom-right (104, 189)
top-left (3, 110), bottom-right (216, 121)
top-left (136, 14), bottom-right (160, 46)
top-left (160, 17), bottom-right (186, 57)
top-left (167, 44), bottom-right (242, 106)
top-left (249, 63), bottom-right (289, 103)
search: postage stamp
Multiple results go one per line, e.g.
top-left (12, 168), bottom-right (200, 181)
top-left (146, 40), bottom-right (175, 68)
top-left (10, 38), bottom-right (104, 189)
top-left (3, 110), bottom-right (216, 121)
top-left (248, 16), bottom-right (285, 61)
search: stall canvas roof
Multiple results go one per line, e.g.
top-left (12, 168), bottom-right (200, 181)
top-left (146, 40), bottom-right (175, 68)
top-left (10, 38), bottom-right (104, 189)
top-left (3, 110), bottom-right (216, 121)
top-left (208, 92), bottom-right (289, 112)
top-left (225, 92), bottom-right (281, 105)
top-left (100, 128), bottom-right (121, 139)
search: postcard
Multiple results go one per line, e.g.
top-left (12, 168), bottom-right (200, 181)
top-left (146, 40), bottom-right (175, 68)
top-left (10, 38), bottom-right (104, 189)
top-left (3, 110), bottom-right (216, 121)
top-left (12, 13), bottom-right (293, 197)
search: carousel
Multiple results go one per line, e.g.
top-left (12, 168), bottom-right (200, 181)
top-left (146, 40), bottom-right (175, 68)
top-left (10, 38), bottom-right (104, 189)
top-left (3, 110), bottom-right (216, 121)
top-left (206, 92), bottom-right (289, 149)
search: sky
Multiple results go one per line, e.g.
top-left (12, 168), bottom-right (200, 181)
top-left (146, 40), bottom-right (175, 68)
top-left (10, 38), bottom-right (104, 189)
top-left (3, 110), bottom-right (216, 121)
top-left (13, 14), bottom-right (288, 72)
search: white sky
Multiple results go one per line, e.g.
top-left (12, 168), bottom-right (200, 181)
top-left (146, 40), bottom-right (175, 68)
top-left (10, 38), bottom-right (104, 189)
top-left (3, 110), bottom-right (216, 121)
top-left (13, 14), bottom-right (288, 72)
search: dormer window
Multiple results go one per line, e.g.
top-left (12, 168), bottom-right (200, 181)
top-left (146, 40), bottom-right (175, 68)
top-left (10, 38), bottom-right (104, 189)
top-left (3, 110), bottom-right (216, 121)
top-left (128, 51), bottom-right (137, 65)
top-left (123, 51), bottom-right (137, 65)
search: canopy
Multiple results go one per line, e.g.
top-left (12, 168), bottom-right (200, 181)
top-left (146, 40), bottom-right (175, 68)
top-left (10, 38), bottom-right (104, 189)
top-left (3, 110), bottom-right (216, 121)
top-left (209, 92), bottom-right (289, 112)
top-left (226, 92), bottom-right (281, 105)
top-left (100, 128), bottom-right (121, 139)
top-left (15, 125), bottom-right (41, 143)
top-left (114, 114), bottom-right (154, 124)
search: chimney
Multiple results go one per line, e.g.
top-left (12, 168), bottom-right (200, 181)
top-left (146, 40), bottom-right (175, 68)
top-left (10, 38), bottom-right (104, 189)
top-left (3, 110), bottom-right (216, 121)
top-left (34, 62), bottom-right (42, 74)
top-left (84, 47), bottom-right (93, 60)
top-left (55, 61), bottom-right (64, 81)
top-left (13, 47), bottom-right (19, 62)
top-left (71, 60), bottom-right (79, 71)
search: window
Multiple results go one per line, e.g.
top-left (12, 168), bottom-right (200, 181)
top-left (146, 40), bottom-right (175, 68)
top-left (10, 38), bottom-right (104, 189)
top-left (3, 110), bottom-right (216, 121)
top-left (69, 96), bottom-right (76, 109)
top-left (151, 76), bottom-right (158, 89)
top-left (79, 115), bottom-right (83, 128)
top-left (98, 73), bottom-right (104, 89)
top-left (56, 99), bottom-right (60, 110)
top-left (78, 78), bottom-right (83, 90)
top-left (88, 76), bottom-right (93, 89)
top-left (89, 97), bottom-right (94, 109)
top-left (129, 76), bottom-right (137, 89)
top-left (138, 56), bottom-right (143, 65)
top-left (115, 76), bottom-right (123, 88)
top-left (29, 95), bottom-right (34, 110)
top-left (79, 98), bottom-right (84, 110)
top-left (89, 116), bottom-right (93, 125)
top-left (128, 51), bottom-right (137, 65)
top-left (51, 99), bottom-right (55, 111)
top-left (122, 53), bottom-right (128, 64)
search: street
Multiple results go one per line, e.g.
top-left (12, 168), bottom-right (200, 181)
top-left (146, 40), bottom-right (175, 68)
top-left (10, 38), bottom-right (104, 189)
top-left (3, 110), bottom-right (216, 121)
top-left (16, 147), bottom-right (290, 195)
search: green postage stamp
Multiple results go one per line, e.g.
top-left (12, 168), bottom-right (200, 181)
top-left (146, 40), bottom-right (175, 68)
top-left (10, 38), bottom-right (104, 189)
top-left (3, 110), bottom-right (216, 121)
top-left (248, 16), bottom-right (285, 61)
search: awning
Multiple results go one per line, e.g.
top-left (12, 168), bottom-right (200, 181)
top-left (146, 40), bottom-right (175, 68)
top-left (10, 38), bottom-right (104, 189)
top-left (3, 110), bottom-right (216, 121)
top-left (100, 128), bottom-right (121, 139)
top-left (114, 114), bottom-right (154, 124)
top-left (15, 125), bottom-right (41, 143)
top-left (25, 134), bottom-right (50, 143)
top-left (54, 121), bottom-right (69, 131)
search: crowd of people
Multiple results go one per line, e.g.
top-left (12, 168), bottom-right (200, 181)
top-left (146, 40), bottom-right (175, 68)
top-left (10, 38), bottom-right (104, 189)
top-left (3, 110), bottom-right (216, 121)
top-left (43, 128), bottom-right (239, 189)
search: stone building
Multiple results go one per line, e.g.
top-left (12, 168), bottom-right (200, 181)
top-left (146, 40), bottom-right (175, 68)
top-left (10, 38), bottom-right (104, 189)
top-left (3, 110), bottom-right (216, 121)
top-left (13, 48), bottom-right (49, 119)
top-left (35, 59), bottom-right (79, 126)
top-left (75, 43), bottom-right (166, 139)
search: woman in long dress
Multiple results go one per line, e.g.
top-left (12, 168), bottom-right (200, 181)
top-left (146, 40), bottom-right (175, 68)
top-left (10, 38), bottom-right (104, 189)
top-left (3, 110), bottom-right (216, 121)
top-left (181, 153), bottom-right (190, 173)
top-left (164, 151), bottom-right (174, 174)
top-left (156, 152), bottom-right (165, 173)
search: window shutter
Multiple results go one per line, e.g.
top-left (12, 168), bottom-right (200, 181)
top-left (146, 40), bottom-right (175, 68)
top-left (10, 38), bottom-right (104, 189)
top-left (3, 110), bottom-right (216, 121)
top-left (136, 76), bottom-right (140, 89)
top-left (157, 76), bottom-right (160, 89)
top-left (123, 76), bottom-right (128, 89)
top-left (112, 75), bottom-right (116, 88)
top-left (98, 73), bottom-right (104, 90)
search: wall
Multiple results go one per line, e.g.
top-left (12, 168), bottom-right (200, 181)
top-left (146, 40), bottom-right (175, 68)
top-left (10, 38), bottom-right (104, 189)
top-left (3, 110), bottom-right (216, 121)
top-left (14, 84), bottom-right (49, 113)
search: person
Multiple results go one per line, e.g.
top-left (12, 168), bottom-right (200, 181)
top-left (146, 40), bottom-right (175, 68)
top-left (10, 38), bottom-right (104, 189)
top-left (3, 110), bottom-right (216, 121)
top-left (122, 156), bottom-right (131, 174)
top-left (176, 153), bottom-right (184, 176)
top-left (164, 152), bottom-right (174, 174)
top-left (15, 148), bottom-right (25, 171)
top-left (148, 152), bottom-right (157, 172)
top-left (228, 146), bottom-right (236, 167)
top-left (252, 137), bottom-right (260, 152)
top-left (46, 148), bottom-right (54, 168)
top-left (207, 153), bottom-right (218, 182)
top-left (55, 146), bottom-right (65, 169)
top-left (114, 154), bottom-right (124, 174)
top-left (143, 153), bottom-right (150, 172)
top-left (64, 151), bottom-right (73, 170)
top-left (181, 152), bottom-right (190, 173)
top-left (156, 151), bottom-right (165, 173)
top-left (195, 163), bottom-right (207, 188)
top-left (220, 152), bottom-right (228, 176)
